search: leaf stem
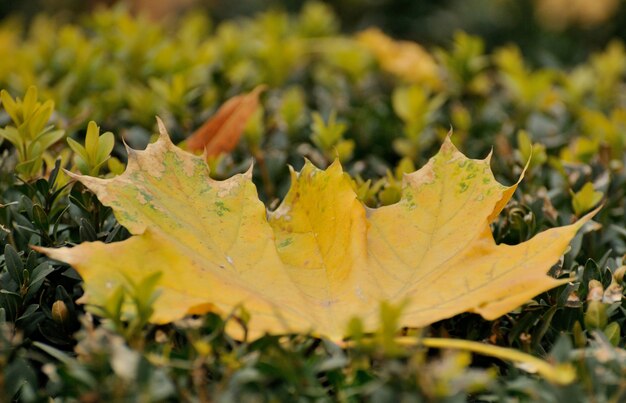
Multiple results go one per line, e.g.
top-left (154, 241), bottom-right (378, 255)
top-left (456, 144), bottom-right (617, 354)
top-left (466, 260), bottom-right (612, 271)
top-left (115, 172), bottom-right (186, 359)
top-left (344, 336), bottom-right (576, 385)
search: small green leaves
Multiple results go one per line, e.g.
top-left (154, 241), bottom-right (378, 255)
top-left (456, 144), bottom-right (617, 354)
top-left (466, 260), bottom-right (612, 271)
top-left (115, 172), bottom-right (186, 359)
top-left (25, 263), bottom-right (54, 301)
top-left (585, 300), bottom-right (608, 330)
top-left (67, 121), bottom-right (115, 176)
top-left (581, 277), bottom-right (623, 345)
top-left (4, 244), bottom-right (24, 285)
top-left (572, 182), bottom-right (603, 216)
top-left (278, 86), bottom-right (307, 135)
top-left (2, 244), bottom-right (53, 300)
top-left (89, 272), bottom-right (162, 347)
top-left (310, 111), bottom-right (354, 163)
top-left (0, 244), bottom-right (57, 334)
top-left (604, 322), bottom-right (621, 346)
top-left (1, 86), bottom-right (51, 131)
top-left (435, 32), bottom-right (489, 96)
top-left (0, 86), bottom-right (65, 180)
top-left (391, 85), bottom-right (445, 158)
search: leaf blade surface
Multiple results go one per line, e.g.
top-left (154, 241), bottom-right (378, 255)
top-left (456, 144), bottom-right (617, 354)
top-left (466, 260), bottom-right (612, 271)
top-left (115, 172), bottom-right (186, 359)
top-left (40, 128), bottom-right (590, 340)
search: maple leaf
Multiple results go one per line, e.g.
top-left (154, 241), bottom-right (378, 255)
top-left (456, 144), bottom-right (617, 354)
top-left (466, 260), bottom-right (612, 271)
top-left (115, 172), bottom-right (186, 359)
top-left (183, 85), bottom-right (266, 156)
top-left (39, 122), bottom-right (593, 340)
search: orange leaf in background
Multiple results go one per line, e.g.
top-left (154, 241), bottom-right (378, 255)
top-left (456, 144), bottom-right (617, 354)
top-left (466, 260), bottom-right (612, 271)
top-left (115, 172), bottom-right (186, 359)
top-left (185, 85), bottom-right (266, 156)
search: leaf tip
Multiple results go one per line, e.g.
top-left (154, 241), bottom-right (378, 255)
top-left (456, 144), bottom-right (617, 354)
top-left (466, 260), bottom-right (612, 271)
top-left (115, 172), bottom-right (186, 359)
top-left (252, 84), bottom-right (269, 96)
top-left (29, 244), bottom-right (46, 254)
top-left (63, 168), bottom-right (81, 181)
top-left (440, 132), bottom-right (460, 155)
top-left (300, 158), bottom-right (319, 176)
top-left (155, 116), bottom-right (174, 146)
top-left (287, 164), bottom-right (298, 181)
top-left (30, 244), bottom-right (68, 264)
top-left (125, 144), bottom-right (138, 161)
top-left (243, 162), bottom-right (254, 179)
top-left (328, 158), bottom-right (344, 174)
top-left (63, 168), bottom-right (107, 190)
top-left (578, 204), bottom-right (602, 227)
top-left (485, 147), bottom-right (494, 164)
top-left (155, 116), bottom-right (168, 136)
top-left (120, 134), bottom-right (134, 155)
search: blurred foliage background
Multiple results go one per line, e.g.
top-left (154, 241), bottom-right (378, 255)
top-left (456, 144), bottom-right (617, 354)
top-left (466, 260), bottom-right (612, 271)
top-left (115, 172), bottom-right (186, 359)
top-left (3, 0), bottom-right (626, 65)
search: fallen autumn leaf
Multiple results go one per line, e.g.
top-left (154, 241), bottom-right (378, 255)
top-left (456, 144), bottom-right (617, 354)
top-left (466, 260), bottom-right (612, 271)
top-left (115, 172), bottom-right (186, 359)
top-left (39, 120), bottom-right (594, 340)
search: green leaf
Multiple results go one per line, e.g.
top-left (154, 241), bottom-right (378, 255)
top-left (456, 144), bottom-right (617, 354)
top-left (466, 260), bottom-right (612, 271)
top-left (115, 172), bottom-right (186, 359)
top-left (4, 244), bottom-right (24, 284)
top-left (0, 126), bottom-right (24, 149)
top-left (25, 262), bottom-right (54, 301)
top-left (28, 100), bottom-right (54, 137)
top-left (15, 155), bottom-right (44, 179)
top-left (603, 322), bottom-right (620, 346)
top-left (66, 137), bottom-right (87, 159)
top-left (33, 128), bottom-right (65, 151)
top-left (85, 121), bottom-right (100, 161)
top-left (32, 204), bottom-right (49, 231)
top-left (1, 89), bottom-right (20, 124)
top-left (0, 290), bottom-right (22, 320)
top-left (585, 301), bottom-right (608, 330)
top-left (22, 86), bottom-right (38, 118)
top-left (572, 182), bottom-right (603, 216)
top-left (96, 131), bottom-right (115, 163)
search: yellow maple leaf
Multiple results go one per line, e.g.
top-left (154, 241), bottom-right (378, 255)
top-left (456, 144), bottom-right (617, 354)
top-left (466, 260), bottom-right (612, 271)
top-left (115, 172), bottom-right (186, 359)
top-left (39, 121), bottom-right (592, 340)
